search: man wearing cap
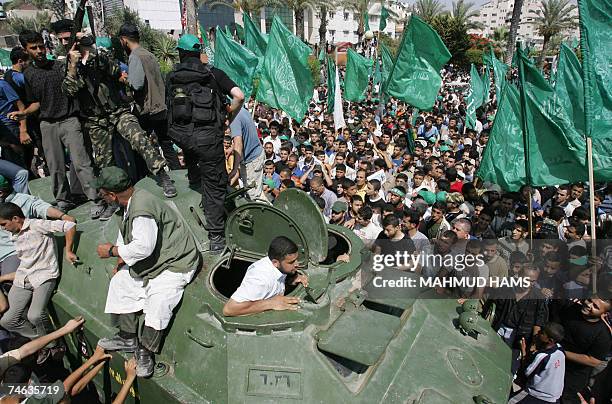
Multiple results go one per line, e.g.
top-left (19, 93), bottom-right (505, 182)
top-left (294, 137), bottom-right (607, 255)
top-left (93, 167), bottom-right (201, 377)
top-left (11, 29), bottom-right (103, 218)
top-left (117, 23), bottom-right (181, 171)
top-left (165, 34), bottom-right (244, 253)
top-left (0, 174), bottom-right (74, 277)
top-left (329, 201), bottom-right (348, 225)
top-left (62, 27), bottom-right (177, 204)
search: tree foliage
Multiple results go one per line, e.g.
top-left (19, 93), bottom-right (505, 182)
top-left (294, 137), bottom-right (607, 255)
top-left (430, 13), bottom-right (469, 66)
top-left (450, 0), bottom-right (481, 30)
top-left (412, 0), bottom-right (446, 24)
top-left (534, 0), bottom-right (577, 66)
top-left (7, 11), bottom-right (51, 33)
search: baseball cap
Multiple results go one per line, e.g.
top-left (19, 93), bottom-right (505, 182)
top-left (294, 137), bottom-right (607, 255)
top-left (331, 201), bottom-right (348, 213)
top-left (0, 175), bottom-right (9, 190)
top-left (463, 138), bottom-right (473, 146)
top-left (436, 191), bottom-right (447, 202)
top-left (418, 190), bottom-right (436, 205)
top-left (177, 34), bottom-right (202, 52)
top-left (90, 167), bottom-right (132, 192)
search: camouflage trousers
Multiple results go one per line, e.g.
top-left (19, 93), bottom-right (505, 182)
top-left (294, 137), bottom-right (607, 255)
top-left (84, 108), bottom-right (166, 175)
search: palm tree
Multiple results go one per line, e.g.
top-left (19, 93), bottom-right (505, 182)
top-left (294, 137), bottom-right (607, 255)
top-left (489, 26), bottom-right (508, 58)
top-left (412, 0), bottom-right (446, 24)
top-left (450, 0), bottom-right (482, 29)
top-left (318, 4), bottom-right (328, 52)
top-left (152, 35), bottom-right (178, 74)
top-left (534, 0), bottom-right (577, 66)
top-left (505, 0), bottom-right (524, 64)
top-left (339, 0), bottom-right (399, 43)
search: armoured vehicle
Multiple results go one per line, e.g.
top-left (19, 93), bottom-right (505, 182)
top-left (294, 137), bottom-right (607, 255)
top-left (29, 171), bottom-right (512, 403)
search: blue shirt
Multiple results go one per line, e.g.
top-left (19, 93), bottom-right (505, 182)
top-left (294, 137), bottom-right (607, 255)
top-left (230, 107), bottom-right (263, 164)
top-left (417, 125), bottom-right (439, 140)
top-left (263, 172), bottom-right (281, 189)
top-left (0, 80), bottom-right (19, 129)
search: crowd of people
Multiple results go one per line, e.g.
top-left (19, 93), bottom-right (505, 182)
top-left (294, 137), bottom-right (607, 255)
top-left (0, 15), bottom-right (608, 404)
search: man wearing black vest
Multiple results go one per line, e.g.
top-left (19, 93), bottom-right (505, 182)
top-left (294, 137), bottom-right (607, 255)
top-left (165, 34), bottom-right (244, 254)
top-left (93, 167), bottom-right (201, 378)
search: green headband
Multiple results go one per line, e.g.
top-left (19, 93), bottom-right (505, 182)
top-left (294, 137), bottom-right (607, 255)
top-left (390, 187), bottom-right (406, 198)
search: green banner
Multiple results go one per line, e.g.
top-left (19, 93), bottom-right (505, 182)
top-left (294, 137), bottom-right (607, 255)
top-left (384, 15), bottom-right (451, 110)
top-left (465, 64), bottom-right (484, 129)
top-left (380, 43), bottom-right (394, 88)
top-left (255, 16), bottom-right (313, 123)
top-left (344, 48), bottom-right (373, 102)
top-left (379, 6), bottom-right (389, 31)
top-left (243, 12), bottom-right (268, 58)
top-left (326, 55), bottom-right (335, 113)
top-left (214, 28), bottom-right (259, 97)
top-left (199, 25), bottom-right (215, 65)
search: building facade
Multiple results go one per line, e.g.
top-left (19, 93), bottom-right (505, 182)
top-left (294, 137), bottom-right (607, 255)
top-left (469, 0), bottom-right (578, 48)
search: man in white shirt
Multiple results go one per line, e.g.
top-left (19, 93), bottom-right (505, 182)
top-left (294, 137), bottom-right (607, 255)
top-left (353, 206), bottom-right (382, 249)
top-left (223, 236), bottom-right (308, 316)
top-left (262, 122), bottom-right (282, 155)
top-left (93, 167), bottom-right (201, 377)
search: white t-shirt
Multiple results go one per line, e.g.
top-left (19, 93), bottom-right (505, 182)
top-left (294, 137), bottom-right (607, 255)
top-left (354, 222), bottom-right (382, 248)
top-left (230, 257), bottom-right (287, 303)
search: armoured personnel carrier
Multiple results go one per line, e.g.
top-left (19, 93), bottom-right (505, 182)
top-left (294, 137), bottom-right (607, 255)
top-left (29, 171), bottom-right (512, 403)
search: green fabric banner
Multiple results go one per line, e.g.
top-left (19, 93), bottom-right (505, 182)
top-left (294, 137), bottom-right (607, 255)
top-left (384, 15), bottom-right (451, 110)
top-left (379, 6), bottom-right (389, 31)
top-left (364, 11), bottom-right (370, 32)
top-left (214, 28), bottom-right (259, 97)
top-left (485, 47), bottom-right (508, 101)
top-left (466, 64), bottom-right (484, 129)
top-left (555, 44), bottom-right (585, 135)
top-left (578, 0), bottom-right (612, 180)
top-left (481, 64), bottom-right (490, 106)
top-left (243, 12), bottom-right (268, 57)
top-left (235, 23), bottom-right (244, 41)
top-left (326, 55), bottom-right (335, 113)
top-left (344, 48), bottom-right (372, 102)
top-left (380, 43), bottom-right (394, 88)
top-left (255, 16), bottom-right (313, 123)
top-left (518, 48), bottom-right (587, 186)
top-left (477, 85), bottom-right (526, 191)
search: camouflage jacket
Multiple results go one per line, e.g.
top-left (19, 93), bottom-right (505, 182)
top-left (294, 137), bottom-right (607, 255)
top-left (61, 52), bottom-right (131, 117)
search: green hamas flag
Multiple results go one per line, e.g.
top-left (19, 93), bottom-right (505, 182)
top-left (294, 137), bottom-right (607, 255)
top-left (235, 23), bottom-right (244, 41)
top-left (578, 0), bottom-right (612, 180)
top-left (214, 28), bottom-right (259, 97)
top-left (372, 56), bottom-right (381, 86)
top-left (379, 6), bottom-right (389, 31)
top-left (199, 26), bottom-right (215, 65)
top-left (243, 12), bottom-right (268, 57)
top-left (465, 64), bottom-right (484, 129)
top-left (481, 64), bottom-right (490, 106)
top-left (477, 85), bottom-right (525, 191)
top-left (380, 43), bottom-right (394, 88)
top-left (364, 11), bottom-right (370, 32)
top-left (318, 46), bottom-right (325, 62)
top-left (326, 55), bottom-right (335, 113)
top-left (384, 15), bottom-right (451, 110)
top-left (518, 48), bottom-right (587, 186)
top-left (484, 47), bottom-right (507, 100)
top-left (344, 48), bottom-right (372, 102)
top-left (256, 16), bottom-right (313, 123)
top-left (555, 44), bottom-right (585, 135)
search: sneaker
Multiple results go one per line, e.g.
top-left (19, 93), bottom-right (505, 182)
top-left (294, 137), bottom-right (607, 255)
top-left (99, 202), bottom-right (119, 221)
top-left (57, 201), bottom-right (76, 213)
top-left (97, 335), bottom-right (137, 352)
top-left (157, 171), bottom-right (177, 198)
top-left (209, 234), bottom-right (225, 255)
top-left (90, 201), bottom-right (106, 220)
top-left (135, 347), bottom-right (155, 378)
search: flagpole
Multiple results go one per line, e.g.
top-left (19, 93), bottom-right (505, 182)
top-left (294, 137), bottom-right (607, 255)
top-left (335, 47), bottom-right (339, 137)
top-left (516, 43), bottom-right (534, 249)
top-left (587, 137), bottom-right (597, 294)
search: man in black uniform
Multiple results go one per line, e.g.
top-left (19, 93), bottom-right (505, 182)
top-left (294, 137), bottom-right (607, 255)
top-left (165, 34), bottom-right (244, 253)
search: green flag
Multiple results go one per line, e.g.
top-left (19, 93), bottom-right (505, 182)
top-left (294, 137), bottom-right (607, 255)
top-left (578, 0), bottom-right (612, 180)
top-left (517, 48), bottom-right (587, 186)
top-left (555, 44), bottom-right (585, 135)
top-left (380, 43), bottom-right (394, 87)
top-left (199, 26), bottom-right (215, 65)
top-left (477, 85), bottom-right (526, 191)
top-left (481, 64), bottom-right (490, 106)
top-left (243, 12), bottom-right (268, 57)
top-left (384, 15), bottom-right (451, 110)
top-left (379, 6), bottom-right (389, 31)
top-left (485, 46), bottom-right (508, 100)
top-left (465, 64), bottom-right (484, 129)
top-left (235, 23), bottom-right (244, 41)
top-left (372, 56), bottom-right (381, 86)
top-left (214, 28), bottom-right (259, 97)
top-left (256, 16), bottom-right (313, 123)
top-left (364, 11), bottom-right (370, 32)
top-left (318, 46), bottom-right (325, 62)
top-left (326, 55), bottom-right (335, 113)
top-left (344, 48), bottom-right (372, 102)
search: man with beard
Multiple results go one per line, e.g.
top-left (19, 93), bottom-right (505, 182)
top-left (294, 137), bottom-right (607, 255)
top-left (117, 23), bottom-right (180, 171)
top-left (387, 186), bottom-right (406, 213)
top-left (559, 298), bottom-right (611, 404)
